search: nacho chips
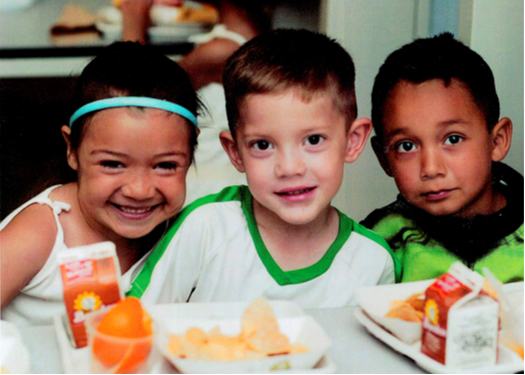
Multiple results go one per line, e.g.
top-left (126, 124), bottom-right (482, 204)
top-left (167, 298), bottom-right (308, 361)
top-left (385, 292), bottom-right (425, 323)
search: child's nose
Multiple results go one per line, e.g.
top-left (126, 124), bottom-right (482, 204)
top-left (420, 147), bottom-right (446, 179)
top-left (121, 172), bottom-right (155, 200)
top-left (275, 149), bottom-right (306, 178)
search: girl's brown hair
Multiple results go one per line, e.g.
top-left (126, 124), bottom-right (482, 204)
top-left (70, 41), bottom-right (203, 160)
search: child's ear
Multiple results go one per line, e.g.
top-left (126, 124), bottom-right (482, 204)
top-left (490, 117), bottom-right (512, 162)
top-left (220, 130), bottom-right (245, 173)
top-left (61, 125), bottom-right (78, 171)
top-left (371, 136), bottom-right (393, 177)
top-left (344, 117), bottom-right (373, 163)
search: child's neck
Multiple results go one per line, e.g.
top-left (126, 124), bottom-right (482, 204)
top-left (456, 186), bottom-right (507, 219)
top-left (253, 201), bottom-right (340, 272)
top-left (57, 183), bottom-right (164, 274)
top-left (111, 227), bottom-right (164, 273)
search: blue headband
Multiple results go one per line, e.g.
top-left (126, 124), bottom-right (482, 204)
top-left (69, 97), bottom-right (198, 128)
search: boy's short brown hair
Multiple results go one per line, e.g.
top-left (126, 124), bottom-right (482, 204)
top-left (223, 28), bottom-right (357, 135)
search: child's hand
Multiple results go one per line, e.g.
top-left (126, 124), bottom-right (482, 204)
top-left (121, 0), bottom-right (152, 43)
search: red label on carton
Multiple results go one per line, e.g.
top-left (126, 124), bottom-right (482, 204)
top-left (421, 272), bottom-right (472, 363)
top-left (421, 263), bottom-right (499, 368)
top-left (58, 242), bottom-right (122, 348)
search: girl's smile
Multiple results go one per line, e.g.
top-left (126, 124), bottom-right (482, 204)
top-left (110, 203), bottom-right (160, 219)
top-left (69, 107), bottom-right (192, 240)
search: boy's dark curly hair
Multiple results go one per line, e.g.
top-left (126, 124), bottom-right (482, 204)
top-left (371, 32), bottom-right (499, 142)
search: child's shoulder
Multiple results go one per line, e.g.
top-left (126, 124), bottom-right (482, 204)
top-left (4, 201), bottom-right (57, 235)
top-left (338, 209), bottom-right (402, 283)
top-left (341, 211), bottom-right (388, 247)
top-left (361, 198), bottom-right (415, 233)
top-left (167, 185), bottom-right (249, 233)
top-left (1, 197), bottom-right (59, 273)
top-left (1, 184), bottom-right (74, 247)
top-left (181, 185), bottom-right (247, 216)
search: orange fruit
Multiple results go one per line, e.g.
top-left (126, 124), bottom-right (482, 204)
top-left (92, 297), bottom-right (153, 373)
top-left (97, 297), bottom-right (152, 338)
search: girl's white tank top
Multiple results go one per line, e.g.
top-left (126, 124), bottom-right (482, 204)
top-left (0, 185), bottom-right (150, 326)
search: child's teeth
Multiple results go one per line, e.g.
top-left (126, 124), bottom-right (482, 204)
top-left (121, 207), bottom-right (150, 214)
top-left (284, 189), bottom-right (309, 195)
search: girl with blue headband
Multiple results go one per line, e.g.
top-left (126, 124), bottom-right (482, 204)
top-left (0, 41), bottom-right (202, 326)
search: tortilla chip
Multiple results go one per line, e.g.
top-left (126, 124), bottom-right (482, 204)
top-left (167, 297), bottom-right (306, 361)
top-left (290, 343), bottom-right (309, 354)
top-left (185, 327), bottom-right (206, 347)
top-left (242, 297), bottom-right (281, 336)
top-left (385, 302), bottom-right (423, 323)
top-left (168, 334), bottom-right (184, 356)
top-left (406, 292), bottom-right (425, 311)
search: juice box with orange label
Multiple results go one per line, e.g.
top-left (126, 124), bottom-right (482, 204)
top-left (58, 242), bottom-right (123, 348)
top-left (421, 262), bottom-right (499, 368)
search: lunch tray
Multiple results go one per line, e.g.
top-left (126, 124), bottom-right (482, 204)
top-left (54, 308), bottom-right (337, 374)
top-left (355, 307), bottom-right (524, 374)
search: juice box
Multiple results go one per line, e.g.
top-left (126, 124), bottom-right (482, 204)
top-left (421, 262), bottom-right (499, 368)
top-left (58, 242), bottom-right (123, 348)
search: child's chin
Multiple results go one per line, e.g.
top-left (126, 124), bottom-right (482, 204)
top-left (278, 211), bottom-right (326, 227)
top-left (116, 226), bottom-right (158, 240)
top-left (418, 205), bottom-right (459, 217)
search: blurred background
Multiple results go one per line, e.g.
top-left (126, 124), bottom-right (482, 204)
top-left (0, 0), bottom-right (522, 221)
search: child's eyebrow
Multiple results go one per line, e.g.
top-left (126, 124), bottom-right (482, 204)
top-left (91, 150), bottom-right (189, 158)
top-left (384, 118), bottom-right (470, 139)
top-left (383, 127), bottom-right (409, 141)
top-left (91, 150), bottom-right (127, 157)
top-left (437, 118), bottom-right (470, 127)
top-left (153, 151), bottom-right (189, 159)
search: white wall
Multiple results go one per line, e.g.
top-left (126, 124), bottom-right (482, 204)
top-left (321, 0), bottom-right (419, 221)
top-left (321, 0), bottom-right (523, 222)
top-left (469, 0), bottom-right (524, 173)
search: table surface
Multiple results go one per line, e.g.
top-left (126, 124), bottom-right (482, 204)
top-left (18, 306), bottom-right (426, 374)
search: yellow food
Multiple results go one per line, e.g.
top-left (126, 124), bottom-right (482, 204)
top-left (385, 292), bottom-right (425, 323)
top-left (176, 4), bottom-right (219, 24)
top-left (167, 297), bottom-right (308, 361)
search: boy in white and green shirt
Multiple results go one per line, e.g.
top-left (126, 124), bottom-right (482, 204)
top-left (129, 29), bottom-right (400, 307)
top-left (130, 185), bottom-right (398, 307)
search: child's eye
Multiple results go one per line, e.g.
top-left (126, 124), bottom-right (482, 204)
top-left (444, 135), bottom-right (464, 145)
top-left (252, 140), bottom-right (272, 151)
top-left (395, 141), bottom-right (416, 153)
top-left (155, 162), bottom-right (178, 171)
top-left (305, 135), bottom-right (325, 146)
top-left (100, 160), bottom-right (124, 169)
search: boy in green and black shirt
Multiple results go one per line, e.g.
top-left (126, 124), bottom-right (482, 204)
top-left (362, 33), bottom-right (523, 283)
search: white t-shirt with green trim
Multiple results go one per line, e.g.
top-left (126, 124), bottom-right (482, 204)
top-left (133, 186), bottom-right (399, 309)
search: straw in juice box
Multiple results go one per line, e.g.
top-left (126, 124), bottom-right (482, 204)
top-left (58, 241), bottom-right (123, 348)
top-left (421, 262), bottom-right (499, 368)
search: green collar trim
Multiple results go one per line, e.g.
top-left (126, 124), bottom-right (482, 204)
top-left (126, 184), bottom-right (400, 298)
top-left (126, 186), bottom-right (244, 298)
top-left (241, 187), bottom-right (353, 286)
